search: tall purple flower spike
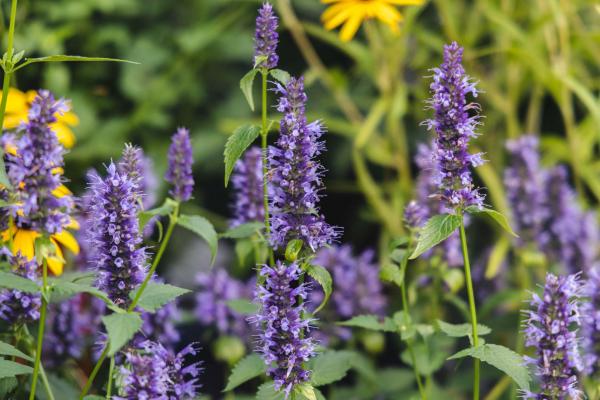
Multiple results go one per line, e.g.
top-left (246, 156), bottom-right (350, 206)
top-left (254, 2), bottom-right (279, 69)
top-left (504, 135), bottom-right (547, 247)
top-left (230, 146), bottom-right (265, 227)
top-left (269, 76), bottom-right (339, 251)
top-left (0, 249), bottom-right (41, 325)
top-left (165, 127), bottom-right (194, 202)
top-left (424, 42), bottom-right (485, 212)
top-left (87, 163), bottom-right (148, 307)
top-left (252, 261), bottom-right (315, 398)
top-left (582, 266), bottom-right (600, 376)
top-left (523, 273), bottom-right (583, 399)
top-left (5, 90), bottom-right (72, 234)
top-left (119, 143), bottom-right (159, 209)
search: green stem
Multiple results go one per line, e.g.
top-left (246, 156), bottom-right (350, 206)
top-left (260, 70), bottom-right (274, 267)
top-left (106, 357), bottom-right (115, 399)
top-left (29, 258), bottom-right (49, 400)
top-left (39, 363), bottom-right (55, 400)
top-left (0, 0), bottom-right (17, 130)
top-left (79, 205), bottom-right (180, 399)
top-left (459, 216), bottom-right (480, 400)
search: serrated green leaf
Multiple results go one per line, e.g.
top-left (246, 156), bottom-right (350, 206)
top-left (138, 199), bottom-right (177, 231)
top-left (294, 384), bottom-right (317, 400)
top-left (256, 382), bottom-right (284, 400)
top-left (338, 314), bottom-right (397, 332)
top-left (0, 377), bottom-right (17, 397)
top-left (129, 282), bottom-right (190, 312)
top-left (13, 55), bottom-right (137, 72)
top-left (226, 299), bottom-right (259, 315)
top-left (437, 320), bottom-right (491, 338)
top-left (224, 353), bottom-right (266, 392)
top-left (465, 207), bottom-right (518, 237)
top-left (0, 271), bottom-right (40, 293)
top-left (177, 214), bottom-right (218, 264)
top-left (448, 344), bottom-right (530, 390)
top-left (0, 148), bottom-right (11, 189)
top-left (224, 124), bottom-right (261, 187)
top-left (304, 264), bottom-right (332, 314)
top-left (0, 359), bottom-right (33, 378)
top-left (102, 312), bottom-right (142, 356)
top-left (220, 222), bottom-right (264, 239)
top-left (310, 351), bottom-right (354, 387)
top-left (270, 69), bottom-right (290, 85)
top-left (240, 69), bottom-right (259, 111)
top-left (50, 280), bottom-right (120, 313)
top-left (409, 214), bottom-right (461, 259)
top-left (0, 341), bottom-right (33, 362)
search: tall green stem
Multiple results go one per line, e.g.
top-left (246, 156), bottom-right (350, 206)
top-left (79, 204), bottom-right (179, 399)
top-left (29, 257), bottom-right (48, 400)
top-left (260, 70), bottom-right (274, 267)
top-left (0, 0), bottom-right (17, 130)
top-left (106, 356), bottom-right (115, 399)
top-left (459, 217), bottom-right (480, 400)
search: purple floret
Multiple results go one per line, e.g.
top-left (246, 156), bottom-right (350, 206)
top-left (230, 146), bottom-right (265, 227)
top-left (165, 127), bottom-right (194, 202)
top-left (254, 2), bottom-right (279, 69)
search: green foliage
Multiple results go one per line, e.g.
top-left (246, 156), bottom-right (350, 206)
top-left (303, 264), bottom-right (332, 313)
top-left (220, 221), bottom-right (264, 239)
top-left (239, 69), bottom-right (259, 111)
top-left (465, 207), bottom-right (518, 237)
top-left (102, 312), bottom-right (142, 356)
top-left (223, 124), bottom-right (261, 187)
top-left (138, 198), bottom-right (177, 231)
top-left (0, 359), bottom-right (33, 378)
top-left (309, 351), bottom-right (354, 387)
top-left (225, 299), bottom-right (259, 315)
top-left (177, 214), bottom-right (218, 264)
top-left (224, 353), bottom-right (266, 392)
top-left (0, 271), bottom-right (40, 293)
top-left (269, 69), bottom-right (290, 85)
top-left (285, 239), bottom-right (303, 262)
top-left (436, 320), bottom-right (491, 338)
top-left (12, 55), bottom-right (137, 72)
top-left (338, 314), bottom-right (397, 332)
top-left (0, 341), bottom-right (33, 362)
top-left (128, 282), bottom-right (190, 312)
top-left (0, 148), bottom-right (11, 189)
top-left (49, 278), bottom-right (120, 313)
top-left (409, 214), bottom-right (461, 259)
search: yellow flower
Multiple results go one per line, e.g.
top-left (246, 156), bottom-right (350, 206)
top-left (0, 88), bottom-right (79, 148)
top-left (321, 0), bottom-right (424, 42)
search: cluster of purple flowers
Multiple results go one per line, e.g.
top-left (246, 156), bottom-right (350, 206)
top-left (118, 144), bottom-right (158, 209)
top-left (252, 261), bottom-right (315, 398)
top-left (582, 266), bottom-right (600, 375)
top-left (523, 273), bottom-right (583, 399)
top-left (254, 2), bottom-right (279, 69)
top-left (165, 127), bottom-right (194, 202)
top-left (230, 146), bottom-right (264, 227)
top-left (269, 76), bottom-right (339, 251)
top-left (0, 249), bottom-right (41, 325)
top-left (424, 42), bottom-right (485, 212)
top-left (115, 340), bottom-right (202, 400)
top-left (4, 90), bottom-right (72, 234)
top-left (87, 163), bottom-right (148, 307)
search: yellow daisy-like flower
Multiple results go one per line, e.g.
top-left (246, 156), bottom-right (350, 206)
top-left (0, 88), bottom-right (79, 148)
top-left (321, 0), bottom-right (424, 42)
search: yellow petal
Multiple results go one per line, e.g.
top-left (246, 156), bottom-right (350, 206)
top-left (50, 122), bottom-right (76, 148)
top-left (323, 4), bottom-right (356, 30)
top-left (2, 112), bottom-right (28, 129)
top-left (66, 217), bottom-right (80, 230)
top-left (383, 0), bottom-right (424, 5)
top-left (374, 3), bottom-right (403, 26)
top-left (46, 240), bottom-right (64, 276)
top-left (12, 229), bottom-right (39, 260)
top-left (25, 90), bottom-right (38, 104)
top-left (52, 185), bottom-right (72, 198)
top-left (58, 111), bottom-right (79, 127)
top-left (339, 12), bottom-right (364, 41)
top-left (3, 141), bottom-right (17, 156)
top-left (52, 230), bottom-right (80, 255)
top-left (3, 88), bottom-right (28, 115)
top-left (52, 167), bottom-right (65, 175)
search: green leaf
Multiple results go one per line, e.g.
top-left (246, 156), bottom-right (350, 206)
top-left (223, 353), bottom-right (266, 392)
top-left (129, 282), bottom-right (190, 312)
top-left (240, 69), bottom-right (259, 111)
top-left (393, 312), bottom-right (415, 341)
top-left (138, 198), bottom-right (177, 231)
top-left (50, 280), bottom-right (120, 313)
top-left (0, 377), bottom-right (17, 398)
top-left (224, 124), bottom-right (261, 187)
top-left (0, 359), bottom-right (33, 378)
top-left (401, 336), bottom-right (454, 375)
top-left (270, 69), bottom-right (291, 85)
top-left (256, 382), bottom-right (284, 400)
top-left (310, 351), bottom-right (354, 387)
top-left (0, 148), bottom-right (11, 189)
top-left (437, 320), bottom-right (491, 338)
top-left (13, 55), bottom-right (137, 72)
top-left (0, 341), bottom-right (33, 362)
top-left (220, 222), bottom-right (264, 239)
top-left (380, 263), bottom-right (404, 287)
top-left (177, 214), bottom-right (218, 264)
top-left (102, 312), bottom-right (142, 356)
top-left (465, 207), bottom-right (518, 237)
top-left (0, 271), bottom-right (40, 293)
top-left (285, 239), bottom-right (303, 262)
top-left (304, 264), bottom-right (332, 314)
top-left (338, 314), bottom-right (397, 332)
top-left (409, 214), bottom-right (461, 259)
top-left (83, 396), bottom-right (105, 400)
top-left (294, 384), bottom-right (317, 400)
top-left (448, 344), bottom-right (531, 391)
top-left (225, 299), bottom-right (259, 315)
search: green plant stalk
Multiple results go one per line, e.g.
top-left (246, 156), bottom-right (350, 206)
top-left (79, 204), bottom-right (180, 399)
top-left (0, 0), bottom-right (17, 130)
top-left (260, 70), bottom-right (274, 268)
top-left (106, 356), bottom-right (115, 399)
top-left (459, 216), bottom-right (480, 400)
top-left (29, 257), bottom-right (49, 400)
top-left (39, 362), bottom-right (55, 400)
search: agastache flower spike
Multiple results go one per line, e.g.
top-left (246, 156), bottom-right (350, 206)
top-left (0, 250), bottom-right (41, 325)
top-left (165, 127), bottom-right (194, 202)
top-left (230, 146), bottom-right (265, 227)
top-left (252, 261), bottom-right (315, 398)
top-left (5, 90), bottom-right (72, 234)
top-left (254, 2), bottom-right (279, 69)
top-left (118, 144), bottom-right (158, 209)
top-left (523, 273), bottom-right (583, 399)
top-left (269, 76), bottom-right (339, 251)
top-left (424, 42), bottom-right (485, 212)
top-left (87, 163), bottom-right (148, 307)
top-left (582, 266), bottom-right (600, 375)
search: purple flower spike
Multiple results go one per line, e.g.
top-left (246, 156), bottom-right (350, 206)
top-left (230, 146), bottom-right (265, 227)
top-left (523, 273), bottom-right (583, 399)
top-left (269, 76), bottom-right (340, 251)
top-left (254, 2), bottom-right (279, 69)
top-left (252, 261), bottom-right (315, 398)
top-left (165, 127), bottom-right (194, 202)
top-left (504, 135), bottom-right (547, 247)
top-left (118, 144), bottom-right (158, 209)
top-left (404, 200), bottom-right (426, 230)
top-left (0, 250), bottom-right (41, 325)
top-left (424, 42), bottom-right (485, 212)
top-left (4, 90), bottom-right (72, 234)
top-left (87, 163), bottom-right (148, 307)
top-left (582, 266), bottom-right (600, 375)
